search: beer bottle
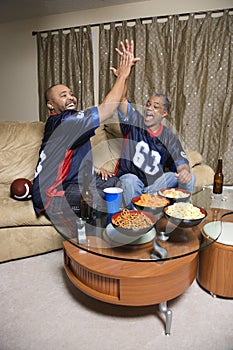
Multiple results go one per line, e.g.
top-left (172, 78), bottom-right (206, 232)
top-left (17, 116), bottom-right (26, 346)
top-left (213, 159), bottom-right (224, 194)
top-left (80, 172), bottom-right (93, 221)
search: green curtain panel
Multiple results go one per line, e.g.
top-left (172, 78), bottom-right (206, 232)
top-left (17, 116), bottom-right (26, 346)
top-left (36, 26), bottom-right (94, 121)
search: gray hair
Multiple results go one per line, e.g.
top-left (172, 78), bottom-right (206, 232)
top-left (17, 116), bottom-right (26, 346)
top-left (153, 93), bottom-right (171, 113)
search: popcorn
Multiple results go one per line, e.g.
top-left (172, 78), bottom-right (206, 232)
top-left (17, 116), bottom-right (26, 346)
top-left (166, 202), bottom-right (205, 220)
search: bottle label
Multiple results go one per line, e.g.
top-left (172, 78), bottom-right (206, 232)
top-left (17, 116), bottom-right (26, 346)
top-left (213, 180), bottom-right (223, 194)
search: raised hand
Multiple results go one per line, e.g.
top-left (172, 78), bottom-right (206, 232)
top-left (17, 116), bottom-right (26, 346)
top-left (115, 48), bottom-right (135, 80)
top-left (98, 43), bottom-right (135, 123)
top-left (110, 39), bottom-right (140, 77)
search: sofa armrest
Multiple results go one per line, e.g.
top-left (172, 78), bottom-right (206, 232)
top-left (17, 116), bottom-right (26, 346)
top-left (186, 150), bottom-right (203, 168)
top-left (192, 164), bottom-right (215, 187)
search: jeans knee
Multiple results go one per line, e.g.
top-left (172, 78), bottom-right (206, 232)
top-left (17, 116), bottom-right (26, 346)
top-left (120, 174), bottom-right (141, 188)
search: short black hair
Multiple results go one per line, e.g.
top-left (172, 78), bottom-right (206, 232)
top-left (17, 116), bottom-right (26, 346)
top-left (44, 84), bottom-right (58, 103)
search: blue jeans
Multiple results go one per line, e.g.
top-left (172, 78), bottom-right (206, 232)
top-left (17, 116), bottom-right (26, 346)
top-left (119, 172), bottom-right (196, 209)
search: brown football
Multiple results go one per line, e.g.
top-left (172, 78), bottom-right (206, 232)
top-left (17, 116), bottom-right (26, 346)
top-left (10, 178), bottom-right (32, 200)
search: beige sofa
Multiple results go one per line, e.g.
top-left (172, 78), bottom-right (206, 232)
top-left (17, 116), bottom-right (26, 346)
top-left (0, 121), bottom-right (64, 263)
top-left (0, 120), bottom-right (214, 263)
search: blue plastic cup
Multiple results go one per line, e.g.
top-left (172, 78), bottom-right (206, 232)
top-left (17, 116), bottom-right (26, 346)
top-left (103, 187), bottom-right (123, 215)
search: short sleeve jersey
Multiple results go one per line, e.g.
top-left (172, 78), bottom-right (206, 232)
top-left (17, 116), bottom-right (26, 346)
top-left (116, 102), bottom-right (189, 186)
top-left (32, 108), bottom-right (99, 214)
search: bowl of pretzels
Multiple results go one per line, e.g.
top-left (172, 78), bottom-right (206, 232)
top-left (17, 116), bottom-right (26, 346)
top-left (111, 208), bottom-right (156, 237)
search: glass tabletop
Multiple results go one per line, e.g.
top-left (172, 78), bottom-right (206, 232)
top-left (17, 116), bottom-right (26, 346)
top-left (47, 186), bottom-right (233, 262)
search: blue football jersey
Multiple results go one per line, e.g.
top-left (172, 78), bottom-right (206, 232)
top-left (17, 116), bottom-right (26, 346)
top-left (32, 108), bottom-right (99, 214)
top-left (116, 102), bottom-right (189, 186)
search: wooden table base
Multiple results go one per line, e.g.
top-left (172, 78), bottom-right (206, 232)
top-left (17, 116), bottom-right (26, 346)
top-left (63, 241), bottom-right (198, 306)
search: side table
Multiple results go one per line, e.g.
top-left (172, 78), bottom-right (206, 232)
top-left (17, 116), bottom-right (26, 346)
top-left (197, 211), bottom-right (233, 298)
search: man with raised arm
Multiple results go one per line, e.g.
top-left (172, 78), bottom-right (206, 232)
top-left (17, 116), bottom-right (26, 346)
top-left (32, 41), bottom-right (137, 216)
top-left (112, 40), bottom-right (195, 208)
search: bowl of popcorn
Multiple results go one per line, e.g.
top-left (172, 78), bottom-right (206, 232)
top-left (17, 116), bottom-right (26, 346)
top-left (158, 188), bottom-right (191, 204)
top-left (163, 202), bottom-right (207, 227)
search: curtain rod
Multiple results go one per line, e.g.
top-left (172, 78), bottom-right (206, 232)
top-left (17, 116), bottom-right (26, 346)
top-left (32, 7), bottom-right (232, 36)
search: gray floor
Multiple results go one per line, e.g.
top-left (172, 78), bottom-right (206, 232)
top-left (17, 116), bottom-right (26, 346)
top-left (0, 249), bottom-right (233, 350)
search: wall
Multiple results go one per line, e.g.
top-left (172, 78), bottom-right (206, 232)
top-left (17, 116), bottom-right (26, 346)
top-left (0, 0), bottom-right (231, 121)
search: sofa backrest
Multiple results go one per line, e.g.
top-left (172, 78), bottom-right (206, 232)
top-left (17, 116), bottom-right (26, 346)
top-left (0, 121), bottom-right (45, 185)
top-left (0, 120), bottom-right (121, 186)
top-left (91, 121), bottom-right (123, 173)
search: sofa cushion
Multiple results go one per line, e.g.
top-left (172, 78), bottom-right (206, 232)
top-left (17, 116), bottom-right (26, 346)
top-left (0, 184), bottom-right (50, 227)
top-left (0, 226), bottom-right (63, 263)
top-left (0, 121), bottom-right (44, 185)
top-left (91, 122), bottom-right (123, 173)
top-left (104, 120), bottom-right (123, 139)
top-left (192, 164), bottom-right (215, 187)
top-left (186, 150), bottom-right (203, 168)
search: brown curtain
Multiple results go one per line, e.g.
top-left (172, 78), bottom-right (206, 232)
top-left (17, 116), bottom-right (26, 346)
top-left (99, 19), bottom-right (172, 105)
top-left (170, 11), bottom-right (233, 183)
top-left (36, 26), bottom-right (94, 121)
top-left (99, 10), bottom-right (233, 184)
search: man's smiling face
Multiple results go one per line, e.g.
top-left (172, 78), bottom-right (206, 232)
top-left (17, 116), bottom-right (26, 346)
top-left (143, 95), bottom-right (168, 131)
top-left (47, 84), bottom-right (77, 114)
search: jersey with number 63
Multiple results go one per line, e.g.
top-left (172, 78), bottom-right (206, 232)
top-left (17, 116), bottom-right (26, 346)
top-left (115, 102), bottom-right (189, 187)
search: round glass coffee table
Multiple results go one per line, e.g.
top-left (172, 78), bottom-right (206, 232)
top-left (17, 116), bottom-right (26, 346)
top-left (47, 186), bottom-right (231, 335)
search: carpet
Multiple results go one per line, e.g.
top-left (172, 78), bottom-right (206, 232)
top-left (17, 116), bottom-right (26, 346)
top-left (0, 250), bottom-right (233, 350)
